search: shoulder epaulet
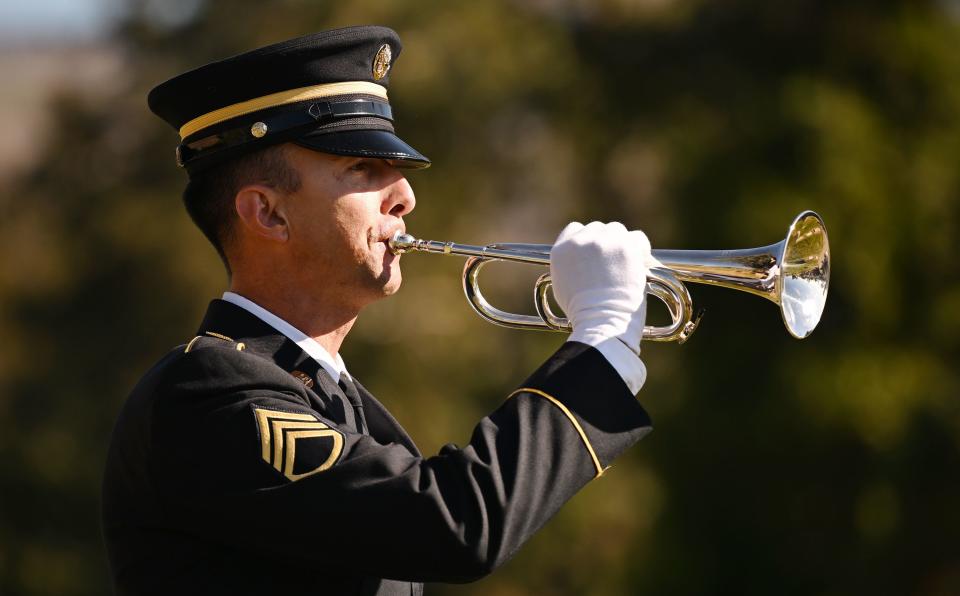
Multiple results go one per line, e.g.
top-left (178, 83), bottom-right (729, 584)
top-left (183, 331), bottom-right (247, 354)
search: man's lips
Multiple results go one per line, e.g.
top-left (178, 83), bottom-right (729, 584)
top-left (373, 226), bottom-right (405, 247)
top-left (369, 227), bottom-right (405, 261)
top-left (381, 226), bottom-right (405, 243)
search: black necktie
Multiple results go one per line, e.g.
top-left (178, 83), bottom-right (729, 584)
top-left (338, 376), bottom-right (367, 435)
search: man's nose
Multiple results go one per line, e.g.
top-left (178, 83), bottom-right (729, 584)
top-left (382, 172), bottom-right (416, 218)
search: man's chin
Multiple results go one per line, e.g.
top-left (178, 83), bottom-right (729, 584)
top-left (371, 266), bottom-right (402, 297)
top-left (381, 273), bottom-right (402, 296)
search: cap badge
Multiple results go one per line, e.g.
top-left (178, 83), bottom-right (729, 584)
top-left (372, 44), bottom-right (392, 81)
top-left (250, 121), bottom-right (268, 138)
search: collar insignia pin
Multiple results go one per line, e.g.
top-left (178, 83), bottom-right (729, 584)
top-left (290, 370), bottom-right (314, 389)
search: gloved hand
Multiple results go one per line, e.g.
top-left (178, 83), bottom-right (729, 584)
top-left (550, 221), bottom-right (652, 355)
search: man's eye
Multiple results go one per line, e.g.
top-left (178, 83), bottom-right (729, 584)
top-left (349, 161), bottom-right (370, 173)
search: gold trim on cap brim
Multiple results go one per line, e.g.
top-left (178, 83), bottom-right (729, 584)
top-left (179, 81), bottom-right (389, 140)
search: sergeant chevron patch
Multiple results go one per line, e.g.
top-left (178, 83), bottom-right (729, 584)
top-left (253, 407), bottom-right (344, 481)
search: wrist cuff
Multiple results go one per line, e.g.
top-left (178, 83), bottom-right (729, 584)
top-left (566, 336), bottom-right (647, 395)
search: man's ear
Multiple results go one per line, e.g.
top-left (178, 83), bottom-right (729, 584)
top-left (235, 185), bottom-right (289, 243)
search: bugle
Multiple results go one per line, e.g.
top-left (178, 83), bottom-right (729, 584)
top-left (388, 211), bottom-right (830, 343)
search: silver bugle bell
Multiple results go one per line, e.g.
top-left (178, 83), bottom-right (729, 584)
top-left (388, 211), bottom-right (830, 343)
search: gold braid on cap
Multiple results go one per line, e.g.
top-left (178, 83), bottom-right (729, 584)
top-left (179, 81), bottom-right (388, 140)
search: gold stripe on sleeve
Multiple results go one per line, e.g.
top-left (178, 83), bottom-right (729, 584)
top-left (283, 428), bottom-right (344, 481)
top-left (179, 81), bottom-right (389, 139)
top-left (506, 387), bottom-right (608, 479)
top-left (253, 409), bottom-right (316, 464)
top-left (269, 419), bottom-right (331, 471)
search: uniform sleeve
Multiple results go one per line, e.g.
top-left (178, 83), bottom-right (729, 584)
top-left (149, 341), bottom-right (652, 583)
top-left (588, 337), bottom-right (648, 394)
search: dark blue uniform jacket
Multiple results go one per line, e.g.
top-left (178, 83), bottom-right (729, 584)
top-left (102, 299), bottom-right (652, 595)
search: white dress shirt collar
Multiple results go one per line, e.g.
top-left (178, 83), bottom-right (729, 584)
top-left (221, 292), bottom-right (350, 382)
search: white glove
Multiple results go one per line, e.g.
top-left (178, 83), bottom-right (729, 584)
top-left (550, 221), bottom-right (653, 393)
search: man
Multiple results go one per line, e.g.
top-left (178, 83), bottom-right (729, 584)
top-left (102, 26), bottom-right (656, 595)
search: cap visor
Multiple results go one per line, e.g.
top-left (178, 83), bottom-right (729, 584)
top-left (296, 129), bottom-right (430, 169)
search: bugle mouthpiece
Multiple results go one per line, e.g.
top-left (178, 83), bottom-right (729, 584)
top-left (388, 232), bottom-right (417, 255)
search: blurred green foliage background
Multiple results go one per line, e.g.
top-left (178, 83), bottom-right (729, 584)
top-left (1, 0), bottom-right (959, 594)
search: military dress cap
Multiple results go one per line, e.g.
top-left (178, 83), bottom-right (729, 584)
top-left (147, 25), bottom-right (430, 174)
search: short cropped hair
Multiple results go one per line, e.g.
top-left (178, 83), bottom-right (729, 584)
top-left (181, 144), bottom-right (301, 275)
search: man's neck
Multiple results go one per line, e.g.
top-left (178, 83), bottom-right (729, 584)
top-left (227, 282), bottom-right (358, 356)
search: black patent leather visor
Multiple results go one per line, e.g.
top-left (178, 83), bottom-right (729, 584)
top-left (296, 129), bottom-right (431, 169)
